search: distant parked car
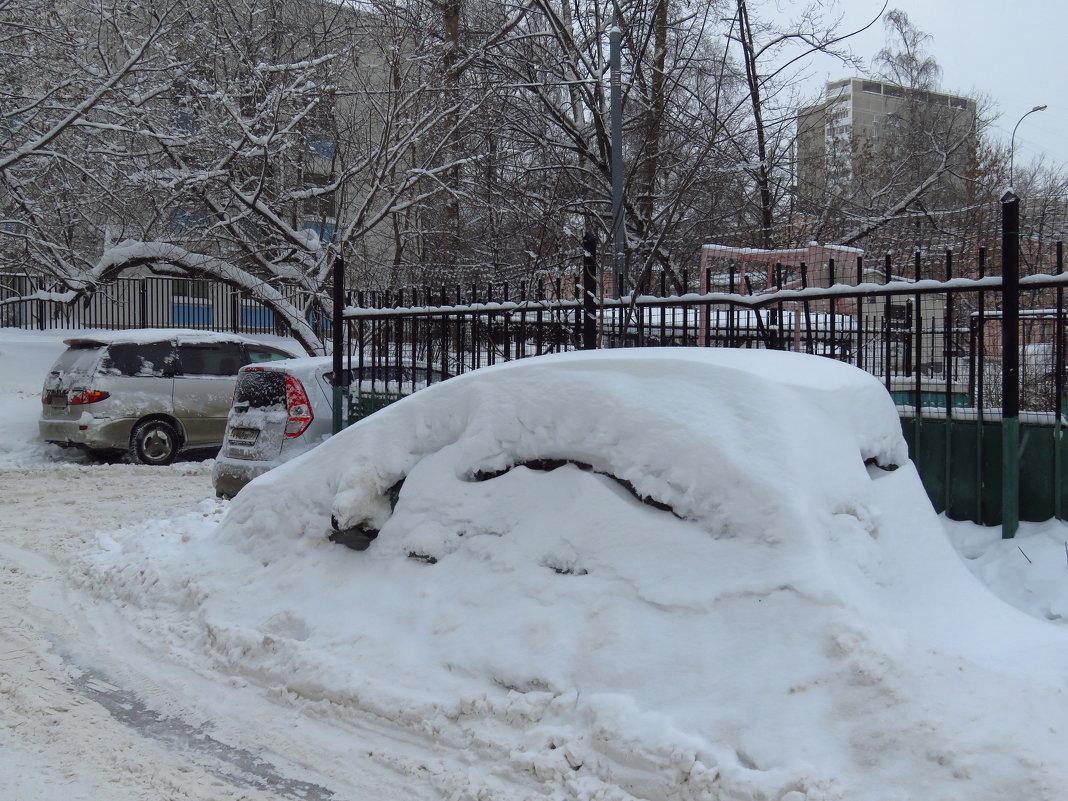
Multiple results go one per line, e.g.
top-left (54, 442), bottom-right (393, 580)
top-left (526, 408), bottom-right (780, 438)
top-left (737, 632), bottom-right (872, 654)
top-left (38, 330), bottom-right (298, 464)
top-left (211, 356), bottom-right (449, 498)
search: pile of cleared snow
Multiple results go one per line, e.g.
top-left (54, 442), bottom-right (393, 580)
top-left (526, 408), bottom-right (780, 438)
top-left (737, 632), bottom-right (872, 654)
top-left (945, 516), bottom-right (1068, 623)
top-left (75, 349), bottom-right (1068, 801)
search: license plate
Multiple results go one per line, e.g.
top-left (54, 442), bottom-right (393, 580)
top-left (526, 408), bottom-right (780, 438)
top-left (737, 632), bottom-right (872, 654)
top-left (230, 427), bottom-right (259, 443)
top-left (49, 394), bottom-right (67, 407)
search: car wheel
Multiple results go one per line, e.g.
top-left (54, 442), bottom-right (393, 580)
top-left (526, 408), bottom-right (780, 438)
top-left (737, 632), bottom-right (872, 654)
top-left (129, 419), bottom-right (180, 466)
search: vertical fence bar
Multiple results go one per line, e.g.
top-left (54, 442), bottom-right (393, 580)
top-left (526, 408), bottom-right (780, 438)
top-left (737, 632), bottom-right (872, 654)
top-left (977, 247), bottom-right (987, 524)
top-left (439, 285), bottom-right (448, 376)
top-left (681, 268), bottom-right (690, 344)
top-left (703, 267), bottom-right (712, 348)
top-left (1001, 192), bottom-right (1021, 538)
top-left (471, 284), bottom-right (480, 369)
top-left (454, 285), bottom-right (464, 374)
top-left (517, 281), bottom-right (526, 361)
top-left (828, 258), bottom-right (837, 359)
top-left (503, 283), bottom-right (511, 363)
top-left (728, 262), bottom-right (736, 347)
top-left (583, 233), bottom-right (597, 350)
top-left (944, 250), bottom-right (954, 515)
top-left (653, 273), bottom-right (662, 346)
top-left (855, 257), bottom-right (864, 371)
top-left (883, 255), bottom-right (892, 396)
top-left (487, 283), bottom-right (496, 366)
top-left (331, 254), bottom-right (345, 435)
top-left (801, 263), bottom-right (813, 353)
top-left (531, 279), bottom-right (541, 356)
top-left (913, 249), bottom-right (923, 471)
top-left (1055, 242), bottom-right (1064, 521)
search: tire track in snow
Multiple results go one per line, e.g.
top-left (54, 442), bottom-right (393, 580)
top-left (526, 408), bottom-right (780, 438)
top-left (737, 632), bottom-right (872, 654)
top-left (0, 462), bottom-right (338, 801)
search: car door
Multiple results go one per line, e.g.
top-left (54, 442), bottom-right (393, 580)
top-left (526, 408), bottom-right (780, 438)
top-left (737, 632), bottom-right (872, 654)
top-left (174, 341), bottom-right (245, 447)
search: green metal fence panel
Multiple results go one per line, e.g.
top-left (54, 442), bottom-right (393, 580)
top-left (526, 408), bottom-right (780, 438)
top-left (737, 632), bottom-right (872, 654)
top-left (900, 416), bottom-right (1068, 526)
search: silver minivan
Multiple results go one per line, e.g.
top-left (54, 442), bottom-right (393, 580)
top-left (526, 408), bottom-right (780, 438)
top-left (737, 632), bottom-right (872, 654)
top-left (39, 330), bottom-right (297, 464)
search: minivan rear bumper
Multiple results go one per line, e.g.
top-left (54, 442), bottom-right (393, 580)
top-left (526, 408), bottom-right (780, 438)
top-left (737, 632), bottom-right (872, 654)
top-left (38, 416), bottom-right (137, 452)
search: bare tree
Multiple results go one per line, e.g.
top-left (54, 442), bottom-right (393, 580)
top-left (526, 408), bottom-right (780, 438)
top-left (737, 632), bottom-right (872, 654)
top-left (1, 0), bottom-right (488, 352)
top-left (794, 9), bottom-right (990, 255)
top-left (874, 8), bottom-right (940, 90)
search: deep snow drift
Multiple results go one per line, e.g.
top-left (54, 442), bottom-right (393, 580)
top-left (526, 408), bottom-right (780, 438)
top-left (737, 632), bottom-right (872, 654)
top-left (77, 346), bottom-right (1068, 800)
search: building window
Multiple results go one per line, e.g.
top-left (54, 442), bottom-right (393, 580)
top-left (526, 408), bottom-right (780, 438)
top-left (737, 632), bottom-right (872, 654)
top-left (303, 221), bottom-right (336, 243)
top-left (172, 279), bottom-right (210, 299)
top-left (169, 208), bottom-right (211, 233)
top-left (307, 136), bottom-right (336, 159)
top-left (303, 173), bottom-right (335, 218)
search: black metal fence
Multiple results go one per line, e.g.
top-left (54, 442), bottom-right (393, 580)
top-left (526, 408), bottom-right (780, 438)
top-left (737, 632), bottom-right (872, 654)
top-left (338, 257), bottom-right (1068, 422)
top-left (0, 273), bottom-right (332, 339)
top-left (337, 219), bottom-right (1068, 529)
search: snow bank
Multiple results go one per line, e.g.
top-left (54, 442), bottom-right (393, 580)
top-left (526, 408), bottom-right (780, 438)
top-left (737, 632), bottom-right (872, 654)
top-left (76, 348), bottom-right (1068, 801)
top-left (944, 516), bottom-right (1068, 624)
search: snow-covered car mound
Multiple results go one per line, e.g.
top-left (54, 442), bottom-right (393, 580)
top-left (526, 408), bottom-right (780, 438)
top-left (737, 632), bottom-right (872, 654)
top-left (86, 348), bottom-right (1068, 801)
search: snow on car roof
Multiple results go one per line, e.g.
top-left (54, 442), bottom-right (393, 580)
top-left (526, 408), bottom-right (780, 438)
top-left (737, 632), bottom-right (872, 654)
top-left (241, 354), bottom-right (334, 372)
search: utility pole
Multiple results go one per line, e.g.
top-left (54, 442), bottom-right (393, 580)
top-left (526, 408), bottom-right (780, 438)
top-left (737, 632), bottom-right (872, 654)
top-left (609, 23), bottom-right (625, 299)
top-left (1001, 191), bottom-right (1020, 538)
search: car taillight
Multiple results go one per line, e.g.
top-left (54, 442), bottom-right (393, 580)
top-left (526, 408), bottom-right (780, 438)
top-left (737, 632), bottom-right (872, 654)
top-left (69, 390), bottom-right (110, 405)
top-left (284, 374), bottom-right (313, 437)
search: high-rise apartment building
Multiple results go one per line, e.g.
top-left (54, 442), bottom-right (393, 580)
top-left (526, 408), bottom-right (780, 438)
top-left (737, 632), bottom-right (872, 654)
top-left (796, 78), bottom-right (977, 208)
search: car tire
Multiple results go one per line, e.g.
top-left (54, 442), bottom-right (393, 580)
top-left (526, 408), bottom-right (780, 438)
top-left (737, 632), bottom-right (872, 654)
top-left (129, 419), bottom-right (180, 466)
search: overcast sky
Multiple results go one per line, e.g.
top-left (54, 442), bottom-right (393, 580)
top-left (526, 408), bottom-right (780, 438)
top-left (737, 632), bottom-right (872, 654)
top-left (800, 0), bottom-right (1066, 170)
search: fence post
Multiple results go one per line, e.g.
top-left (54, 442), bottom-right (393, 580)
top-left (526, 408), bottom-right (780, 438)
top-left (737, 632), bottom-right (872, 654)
top-left (1056, 241), bottom-right (1065, 522)
top-left (331, 253), bottom-right (346, 435)
top-left (582, 232), bottom-right (597, 350)
top-left (230, 290), bottom-right (240, 334)
top-left (1001, 191), bottom-right (1021, 538)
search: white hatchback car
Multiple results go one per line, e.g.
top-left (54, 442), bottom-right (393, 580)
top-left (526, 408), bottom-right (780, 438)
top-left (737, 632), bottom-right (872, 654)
top-left (212, 356), bottom-right (448, 497)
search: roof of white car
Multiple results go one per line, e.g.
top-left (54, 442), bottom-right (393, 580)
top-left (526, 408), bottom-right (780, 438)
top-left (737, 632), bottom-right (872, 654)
top-left (241, 355), bottom-right (335, 375)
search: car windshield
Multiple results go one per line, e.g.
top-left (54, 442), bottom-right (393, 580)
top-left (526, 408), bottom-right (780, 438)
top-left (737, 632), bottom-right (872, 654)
top-left (234, 370), bottom-right (287, 408)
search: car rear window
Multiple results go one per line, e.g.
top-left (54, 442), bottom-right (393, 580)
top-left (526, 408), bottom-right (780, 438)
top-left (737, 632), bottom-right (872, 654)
top-left (245, 346), bottom-right (292, 364)
top-left (234, 370), bottom-right (287, 408)
top-left (51, 344), bottom-right (106, 375)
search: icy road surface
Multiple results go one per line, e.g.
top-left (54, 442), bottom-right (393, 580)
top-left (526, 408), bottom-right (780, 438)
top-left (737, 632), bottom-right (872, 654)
top-left (0, 462), bottom-right (446, 801)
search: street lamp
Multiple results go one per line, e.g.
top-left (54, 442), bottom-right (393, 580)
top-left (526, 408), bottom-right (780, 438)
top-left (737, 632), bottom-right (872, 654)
top-left (1009, 104), bottom-right (1047, 189)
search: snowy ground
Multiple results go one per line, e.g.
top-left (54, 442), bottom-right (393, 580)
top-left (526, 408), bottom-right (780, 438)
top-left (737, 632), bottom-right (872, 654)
top-left (2, 328), bottom-right (1068, 801)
